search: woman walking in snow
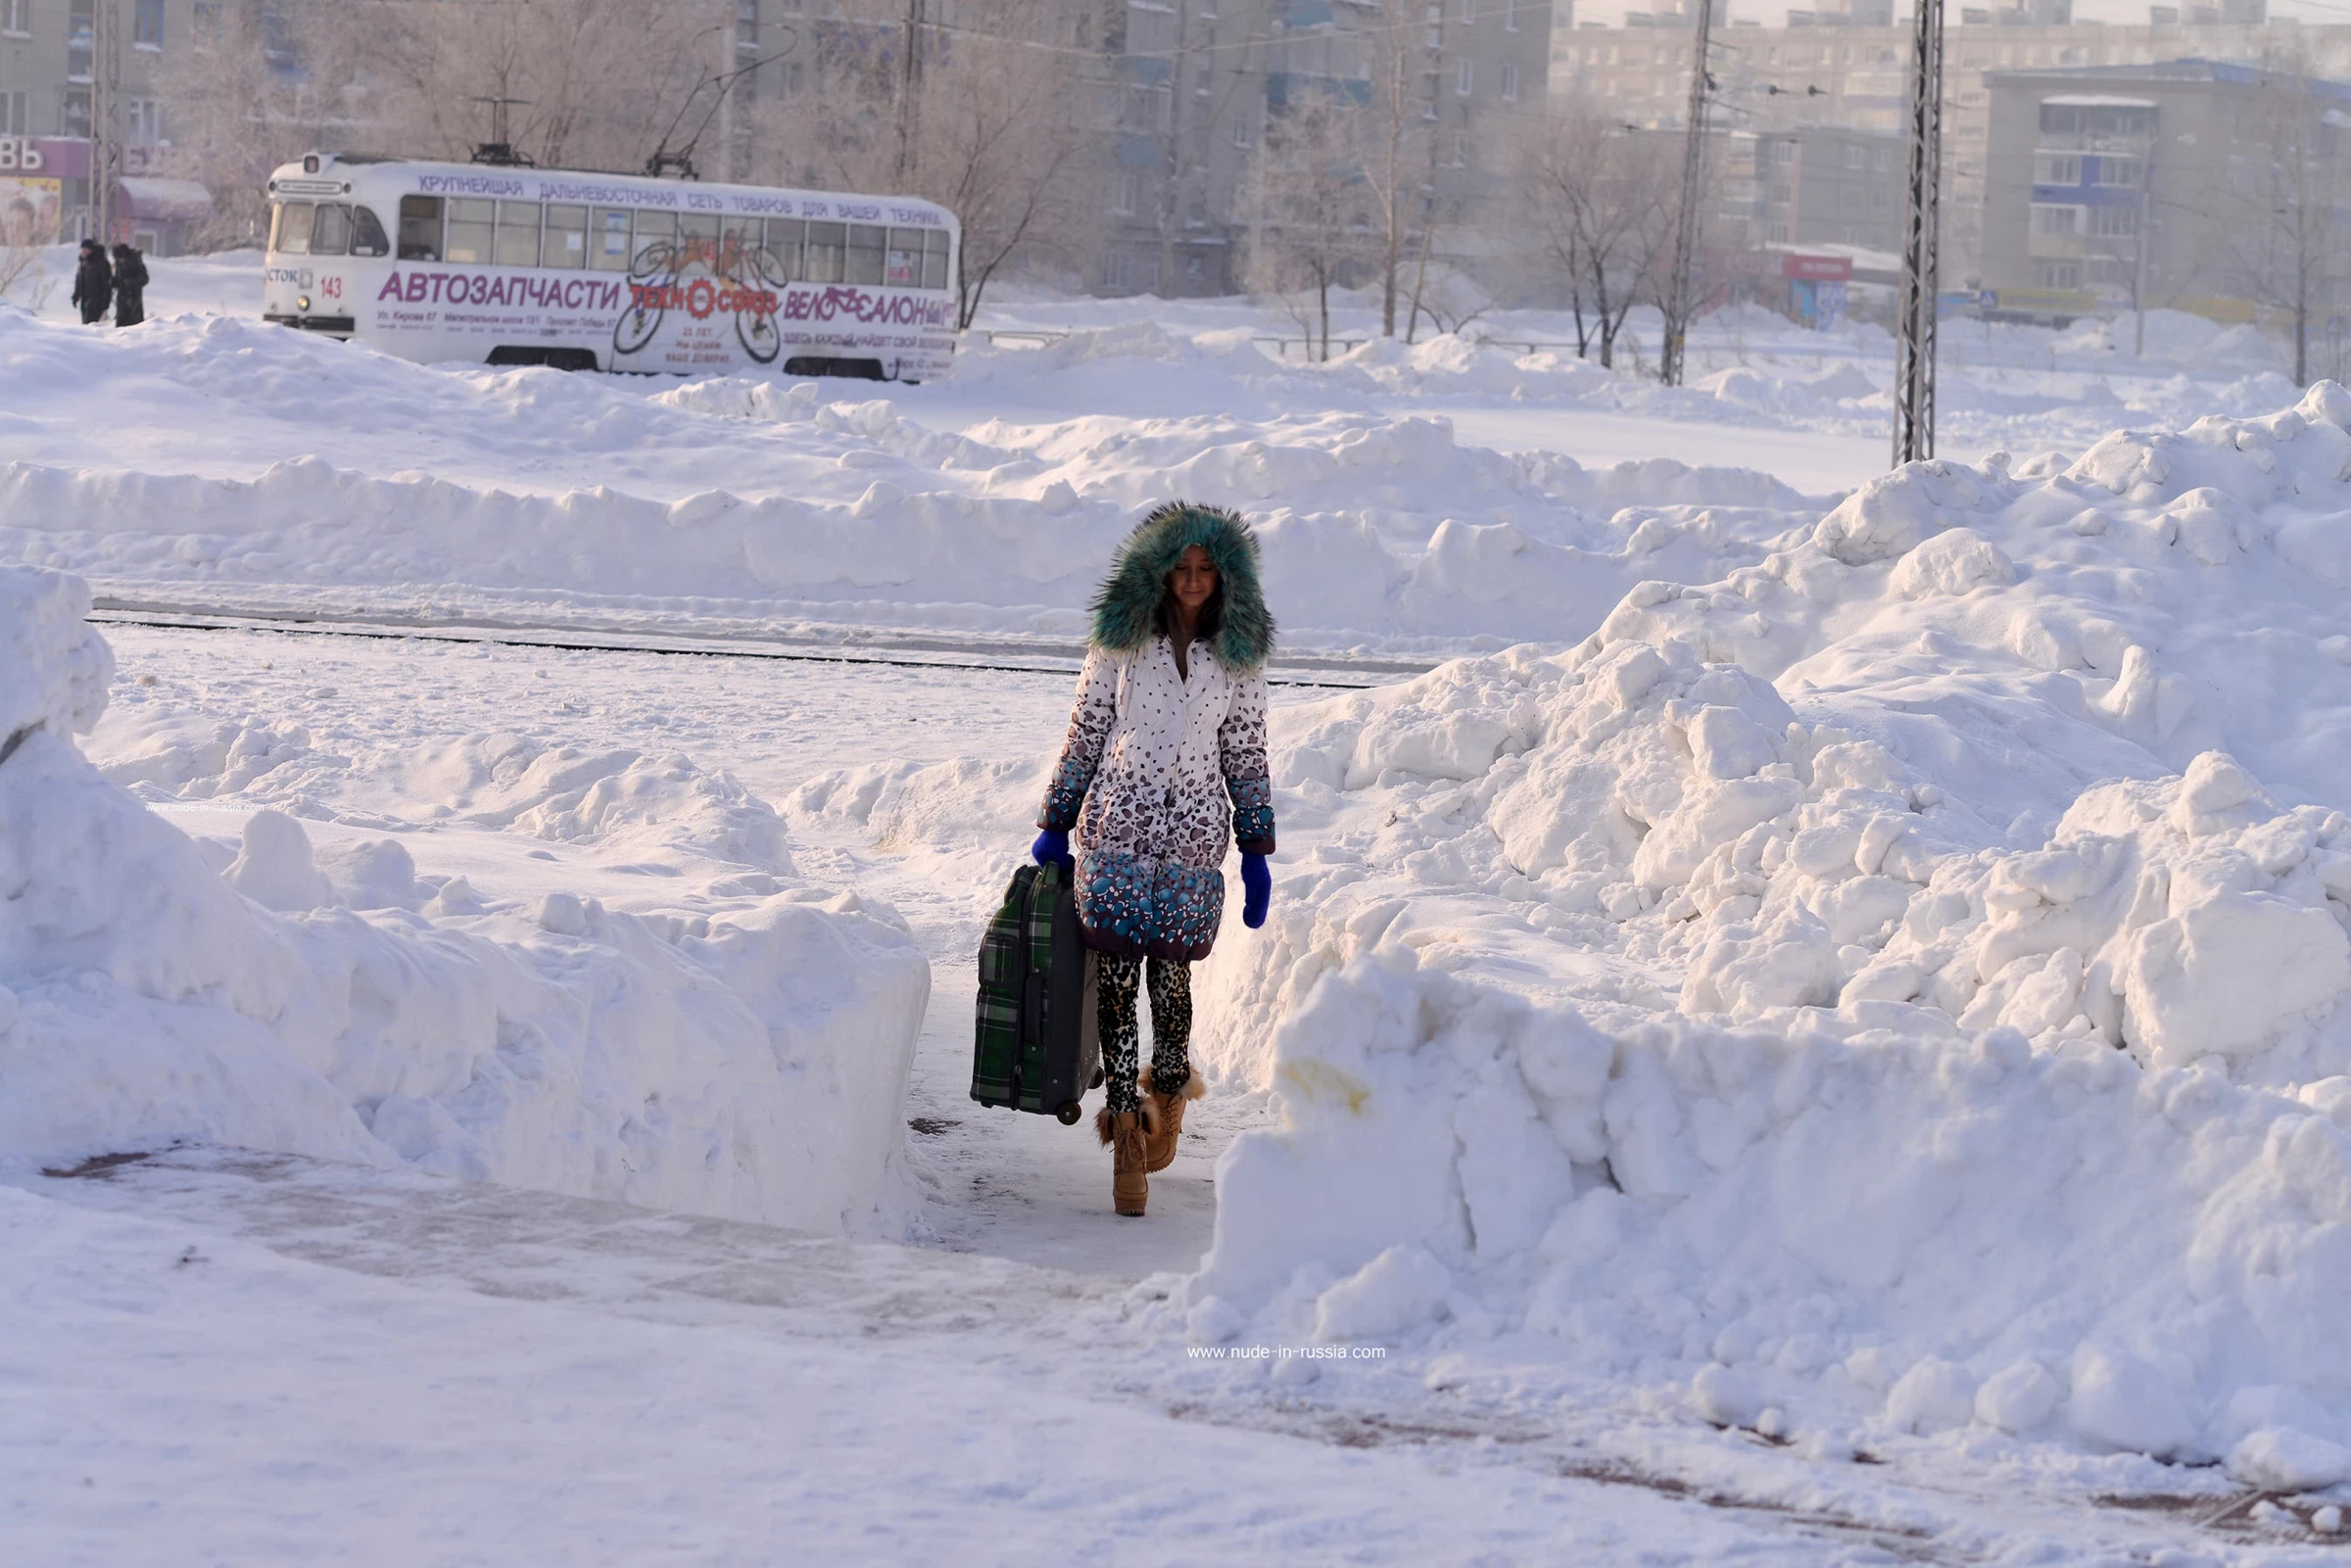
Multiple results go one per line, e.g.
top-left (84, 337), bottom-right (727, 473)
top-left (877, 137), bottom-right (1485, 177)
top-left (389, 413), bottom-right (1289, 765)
top-left (1032, 502), bottom-right (1276, 1217)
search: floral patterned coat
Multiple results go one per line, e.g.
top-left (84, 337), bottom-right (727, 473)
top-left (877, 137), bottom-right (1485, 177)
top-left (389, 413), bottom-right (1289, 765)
top-left (1039, 637), bottom-right (1276, 960)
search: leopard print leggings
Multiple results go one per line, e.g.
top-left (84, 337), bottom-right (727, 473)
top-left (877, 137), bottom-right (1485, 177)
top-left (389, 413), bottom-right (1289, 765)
top-left (1097, 953), bottom-right (1192, 1114)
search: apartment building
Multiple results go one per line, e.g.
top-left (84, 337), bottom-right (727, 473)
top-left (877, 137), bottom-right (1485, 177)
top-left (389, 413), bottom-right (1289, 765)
top-left (1724, 121), bottom-right (1905, 251)
top-left (1094, 0), bottom-right (1559, 295)
top-left (1547, 7), bottom-right (2339, 286)
top-left (0, 0), bottom-right (208, 250)
top-left (1979, 58), bottom-right (2351, 328)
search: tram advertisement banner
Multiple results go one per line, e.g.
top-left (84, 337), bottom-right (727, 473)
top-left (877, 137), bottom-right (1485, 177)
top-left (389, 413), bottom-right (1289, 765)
top-left (367, 230), bottom-right (952, 374)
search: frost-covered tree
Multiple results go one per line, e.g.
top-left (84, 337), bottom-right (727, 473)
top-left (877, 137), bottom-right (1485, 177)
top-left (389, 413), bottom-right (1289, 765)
top-left (1519, 111), bottom-right (1679, 370)
top-left (744, 0), bottom-right (1100, 329)
top-left (1237, 91), bottom-right (1374, 362)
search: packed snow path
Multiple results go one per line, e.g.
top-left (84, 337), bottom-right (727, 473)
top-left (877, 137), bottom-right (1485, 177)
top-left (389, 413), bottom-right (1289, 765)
top-left (78, 621), bottom-right (1278, 1277)
top-left (11, 1148), bottom-right (2340, 1564)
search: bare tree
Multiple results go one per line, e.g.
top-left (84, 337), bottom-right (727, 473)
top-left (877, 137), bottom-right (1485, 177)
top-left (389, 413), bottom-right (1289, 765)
top-left (1521, 112), bottom-right (1678, 369)
top-left (153, 1), bottom-right (369, 250)
top-left (1356, 19), bottom-right (1439, 340)
top-left (2214, 47), bottom-right (2351, 386)
top-left (1238, 91), bottom-right (1372, 362)
top-left (340, 0), bottom-right (714, 172)
top-left (755, 0), bottom-right (1098, 329)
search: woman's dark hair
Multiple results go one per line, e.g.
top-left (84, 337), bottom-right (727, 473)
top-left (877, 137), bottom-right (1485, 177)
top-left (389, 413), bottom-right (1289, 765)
top-left (1156, 566), bottom-right (1223, 645)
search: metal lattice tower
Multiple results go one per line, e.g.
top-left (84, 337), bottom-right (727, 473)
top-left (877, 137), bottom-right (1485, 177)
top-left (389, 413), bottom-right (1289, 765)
top-left (1660, 0), bottom-right (1716, 389)
top-left (1893, 0), bottom-right (1945, 467)
top-left (92, 0), bottom-right (120, 247)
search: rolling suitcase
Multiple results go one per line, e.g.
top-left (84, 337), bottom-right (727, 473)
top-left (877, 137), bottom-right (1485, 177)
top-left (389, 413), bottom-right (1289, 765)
top-left (971, 860), bottom-right (1102, 1124)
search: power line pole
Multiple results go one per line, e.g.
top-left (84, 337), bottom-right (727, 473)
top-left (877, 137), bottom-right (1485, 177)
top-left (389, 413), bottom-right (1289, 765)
top-left (895, 0), bottom-right (926, 183)
top-left (92, 0), bottom-right (120, 248)
top-left (1893, 0), bottom-right (1945, 466)
top-left (1661, 0), bottom-right (1715, 388)
top-left (2132, 142), bottom-right (2153, 358)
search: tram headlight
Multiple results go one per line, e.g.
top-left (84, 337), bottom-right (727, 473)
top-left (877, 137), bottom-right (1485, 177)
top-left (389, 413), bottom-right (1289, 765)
top-left (296, 295), bottom-right (311, 312)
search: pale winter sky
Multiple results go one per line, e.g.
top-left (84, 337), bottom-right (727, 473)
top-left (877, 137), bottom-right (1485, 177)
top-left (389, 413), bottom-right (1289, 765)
top-left (1571, 4), bottom-right (2351, 25)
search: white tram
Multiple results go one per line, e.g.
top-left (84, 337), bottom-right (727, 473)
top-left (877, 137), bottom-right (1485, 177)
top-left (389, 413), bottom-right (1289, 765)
top-left (262, 153), bottom-right (959, 379)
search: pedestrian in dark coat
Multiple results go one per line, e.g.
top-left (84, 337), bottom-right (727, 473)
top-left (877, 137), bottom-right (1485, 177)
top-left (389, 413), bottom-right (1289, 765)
top-left (110, 243), bottom-right (149, 327)
top-left (71, 240), bottom-right (113, 325)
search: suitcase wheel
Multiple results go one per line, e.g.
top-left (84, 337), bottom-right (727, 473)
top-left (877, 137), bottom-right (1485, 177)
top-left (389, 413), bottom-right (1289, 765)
top-left (1090, 1068), bottom-right (1104, 1089)
top-left (1055, 1102), bottom-right (1083, 1126)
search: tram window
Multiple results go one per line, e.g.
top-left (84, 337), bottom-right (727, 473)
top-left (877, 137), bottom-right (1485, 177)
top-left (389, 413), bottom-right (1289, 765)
top-left (312, 202), bottom-right (352, 257)
top-left (720, 214), bottom-right (759, 271)
top-left (886, 227), bottom-right (923, 287)
top-left (678, 212), bottom-right (720, 268)
top-left (922, 229), bottom-right (950, 291)
top-left (803, 220), bottom-right (844, 283)
top-left (764, 218), bottom-right (803, 281)
top-left (633, 210), bottom-right (676, 267)
top-left (397, 195), bottom-right (442, 261)
top-left (271, 200), bottom-right (313, 256)
top-left (444, 198), bottom-right (495, 264)
top-left (846, 223), bottom-right (886, 285)
top-left (542, 203), bottom-right (587, 268)
top-left (591, 207), bottom-right (632, 270)
top-left (494, 201), bottom-right (541, 266)
top-left (351, 205), bottom-right (391, 258)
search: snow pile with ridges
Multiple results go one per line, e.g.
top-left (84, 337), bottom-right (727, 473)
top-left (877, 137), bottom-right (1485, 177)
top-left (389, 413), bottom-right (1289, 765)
top-left (1174, 384), bottom-right (2351, 1482)
top-left (0, 568), bottom-right (930, 1233)
top-left (0, 308), bottom-right (1832, 651)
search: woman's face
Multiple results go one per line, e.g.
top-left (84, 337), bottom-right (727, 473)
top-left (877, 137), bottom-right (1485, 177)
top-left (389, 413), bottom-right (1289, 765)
top-left (1169, 545), bottom-right (1218, 615)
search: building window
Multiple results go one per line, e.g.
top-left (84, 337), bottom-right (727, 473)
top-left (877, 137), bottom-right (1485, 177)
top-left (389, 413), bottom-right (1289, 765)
top-left (1502, 62), bottom-right (1518, 102)
top-left (0, 90), bottom-right (24, 134)
top-left (0, 0), bottom-right (27, 38)
top-left (2030, 203), bottom-right (2082, 236)
top-left (135, 0), bottom-right (164, 48)
top-left (1506, 0), bottom-right (1518, 29)
top-left (1456, 58), bottom-right (1473, 96)
top-left (2094, 156), bottom-right (2143, 188)
top-left (1845, 144), bottom-right (1863, 168)
top-left (2040, 261), bottom-right (2083, 289)
top-left (1424, 2), bottom-right (1441, 46)
top-left (2087, 205), bottom-right (2138, 238)
top-left (69, 0), bottom-right (92, 81)
top-left (2033, 152), bottom-right (2082, 186)
top-left (127, 97), bottom-right (160, 144)
top-left (1110, 171), bottom-right (1141, 215)
top-left (1459, 0), bottom-right (1473, 24)
top-left (1231, 114), bottom-right (1253, 147)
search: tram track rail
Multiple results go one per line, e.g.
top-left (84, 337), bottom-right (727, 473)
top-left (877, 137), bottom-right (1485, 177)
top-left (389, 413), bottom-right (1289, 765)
top-left (87, 598), bottom-right (1440, 690)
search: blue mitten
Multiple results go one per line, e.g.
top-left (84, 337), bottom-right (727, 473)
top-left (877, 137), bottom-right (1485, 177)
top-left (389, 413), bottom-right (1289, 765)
top-left (1241, 852), bottom-right (1271, 928)
top-left (1032, 829), bottom-right (1073, 869)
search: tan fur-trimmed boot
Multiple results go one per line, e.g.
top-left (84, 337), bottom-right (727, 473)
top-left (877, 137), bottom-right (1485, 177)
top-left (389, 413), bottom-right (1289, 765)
top-left (1140, 1072), bottom-right (1204, 1173)
top-left (1096, 1107), bottom-right (1150, 1216)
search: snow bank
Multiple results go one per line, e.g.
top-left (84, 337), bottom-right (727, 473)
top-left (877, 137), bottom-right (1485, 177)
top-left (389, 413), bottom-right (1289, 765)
top-left (1187, 947), bottom-right (2351, 1471)
top-left (1178, 384), bottom-right (2351, 1469)
top-left (0, 569), bottom-right (929, 1233)
top-left (1, 309), bottom-right (1835, 653)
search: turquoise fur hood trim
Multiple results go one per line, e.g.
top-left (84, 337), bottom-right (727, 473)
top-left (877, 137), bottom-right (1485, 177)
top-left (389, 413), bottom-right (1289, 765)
top-left (1089, 502), bottom-right (1275, 672)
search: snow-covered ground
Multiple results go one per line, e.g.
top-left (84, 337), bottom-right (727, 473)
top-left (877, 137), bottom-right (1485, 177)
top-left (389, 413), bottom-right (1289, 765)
top-left (7, 258), bottom-right (2351, 1561)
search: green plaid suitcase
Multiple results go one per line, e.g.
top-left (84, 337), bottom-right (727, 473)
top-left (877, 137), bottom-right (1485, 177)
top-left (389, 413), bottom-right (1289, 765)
top-left (971, 860), bottom-right (1101, 1124)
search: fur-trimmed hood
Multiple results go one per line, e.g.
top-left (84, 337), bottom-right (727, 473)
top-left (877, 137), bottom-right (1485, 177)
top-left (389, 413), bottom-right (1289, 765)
top-left (1089, 502), bottom-right (1275, 672)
